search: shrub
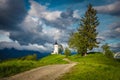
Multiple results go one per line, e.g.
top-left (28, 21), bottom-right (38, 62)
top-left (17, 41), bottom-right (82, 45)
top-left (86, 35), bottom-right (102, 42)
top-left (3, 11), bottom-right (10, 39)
top-left (102, 44), bottom-right (113, 59)
top-left (20, 54), bottom-right (37, 60)
top-left (64, 48), bottom-right (71, 57)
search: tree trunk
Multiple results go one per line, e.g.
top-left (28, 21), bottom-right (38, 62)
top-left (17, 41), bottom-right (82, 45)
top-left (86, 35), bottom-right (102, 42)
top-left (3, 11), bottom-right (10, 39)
top-left (81, 52), bottom-right (87, 56)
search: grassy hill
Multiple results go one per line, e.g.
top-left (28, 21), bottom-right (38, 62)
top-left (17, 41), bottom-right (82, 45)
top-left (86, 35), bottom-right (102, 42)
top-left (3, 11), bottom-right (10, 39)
top-left (0, 53), bottom-right (120, 80)
top-left (0, 54), bottom-right (67, 78)
top-left (57, 53), bottom-right (120, 80)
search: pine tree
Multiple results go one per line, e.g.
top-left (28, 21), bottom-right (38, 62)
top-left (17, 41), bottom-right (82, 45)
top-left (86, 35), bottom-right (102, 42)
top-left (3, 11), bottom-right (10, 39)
top-left (69, 4), bottom-right (99, 56)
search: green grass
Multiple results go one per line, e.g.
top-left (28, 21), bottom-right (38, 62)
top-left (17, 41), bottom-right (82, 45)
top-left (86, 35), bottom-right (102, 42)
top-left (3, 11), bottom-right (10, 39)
top-left (38, 54), bottom-right (68, 65)
top-left (1, 53), bottom-right (120, 79)
top-left (0, 54), bottom-right (67, 78)
top-left (57, 53), bottom-right (120, 80)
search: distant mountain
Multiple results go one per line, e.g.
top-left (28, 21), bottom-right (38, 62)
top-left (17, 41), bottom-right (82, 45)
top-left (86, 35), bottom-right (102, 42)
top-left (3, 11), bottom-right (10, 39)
top-left (0, 48), bottom-right (50, 61)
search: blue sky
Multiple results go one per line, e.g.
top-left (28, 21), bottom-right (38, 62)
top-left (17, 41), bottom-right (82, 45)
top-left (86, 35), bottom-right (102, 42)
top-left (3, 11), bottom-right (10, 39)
top-left (0, 0), bottom-right (120, 52)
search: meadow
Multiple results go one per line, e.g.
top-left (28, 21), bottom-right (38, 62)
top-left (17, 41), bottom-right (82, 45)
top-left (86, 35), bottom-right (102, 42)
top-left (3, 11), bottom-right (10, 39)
top-left (0, 54), bottom-right (67, 78)
top-left (0, 53), bottom-right (120, 80)
top-left (57, 53), bottom-right (120, 80)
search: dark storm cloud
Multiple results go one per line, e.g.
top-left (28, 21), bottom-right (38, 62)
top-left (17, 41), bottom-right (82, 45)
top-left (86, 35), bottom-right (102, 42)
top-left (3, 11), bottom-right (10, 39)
top-left (9, 1), bottom-right (79, 45)
top-left (95, 1), bottom-right (120, 16)
top-left (0, 0), bottom-right (79, 51)
top-left (43, 9), bottom-right (79, 30)
top-left (104, 22), bottom-right (120, 40)
top-left (7, 0), bottom-right (55, 45)
top-left (0, 0), bottom-right (27, 30)
top-left (110, 42), bottom-right (120, 52)
top-left (61, 9), bottom-right (74, 18)
top-left (9, 26), bottom-right (54, 45)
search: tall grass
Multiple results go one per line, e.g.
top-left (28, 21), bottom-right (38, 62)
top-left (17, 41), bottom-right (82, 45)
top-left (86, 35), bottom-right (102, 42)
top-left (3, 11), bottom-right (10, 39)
top-left (0, 60), bottom-right (36, 77)
top-left (0, 54), bottom-right (67, 78)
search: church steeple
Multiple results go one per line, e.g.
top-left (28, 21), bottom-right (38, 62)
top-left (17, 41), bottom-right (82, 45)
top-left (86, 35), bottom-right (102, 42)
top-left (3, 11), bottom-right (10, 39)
top-left (51, 41), bottom-right (63, 54)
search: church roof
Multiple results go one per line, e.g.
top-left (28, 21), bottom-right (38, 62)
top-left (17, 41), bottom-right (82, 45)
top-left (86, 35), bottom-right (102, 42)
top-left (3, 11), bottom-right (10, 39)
top-left (54, 41), bottom-right (58, 45)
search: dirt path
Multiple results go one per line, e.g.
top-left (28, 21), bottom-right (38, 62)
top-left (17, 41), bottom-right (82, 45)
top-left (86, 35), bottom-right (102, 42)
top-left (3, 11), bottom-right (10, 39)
top-left (1, 59), bottom-right (77, 80)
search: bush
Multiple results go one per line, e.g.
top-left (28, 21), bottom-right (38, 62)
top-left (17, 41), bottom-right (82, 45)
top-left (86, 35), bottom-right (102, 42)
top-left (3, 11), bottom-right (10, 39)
top-left (64, 48), bottom-right (71, 57)
top-left (105, 50), bottom-right (113, 59)
top-left (20, 54), bottom-right (37, 60)
top-left (102, 44), bottom-right (113, 59)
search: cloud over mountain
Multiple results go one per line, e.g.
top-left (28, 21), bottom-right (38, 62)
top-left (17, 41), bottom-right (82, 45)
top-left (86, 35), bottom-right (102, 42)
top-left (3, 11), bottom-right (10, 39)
top-left (0, 41), bottom-right (52, 52)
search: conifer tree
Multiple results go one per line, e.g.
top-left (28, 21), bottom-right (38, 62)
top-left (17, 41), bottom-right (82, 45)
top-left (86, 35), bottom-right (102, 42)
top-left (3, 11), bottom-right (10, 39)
top-left (69, 4), bottom-right (99, 56)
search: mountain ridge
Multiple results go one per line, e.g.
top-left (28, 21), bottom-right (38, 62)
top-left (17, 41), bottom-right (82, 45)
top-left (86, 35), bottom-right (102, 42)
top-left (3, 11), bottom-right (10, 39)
top-left (0, 48), bottom-right (50, 61)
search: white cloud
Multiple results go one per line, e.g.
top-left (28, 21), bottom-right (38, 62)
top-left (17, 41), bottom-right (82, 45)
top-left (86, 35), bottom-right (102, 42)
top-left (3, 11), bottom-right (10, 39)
top-left (43, 11), bottom-right (61, 21)
top-left (0, 36), bottom-right (12, 42)
top-left (109, 43), bottom-right (117, 48)
top-left (0, 0), bottom-right (79, 52)
top-left (27, 43), bottom-right (47, 51)
top-left (31, 16), bottom-right (39, 22)
top-left (109, 42), bottom-right (120, 52)
top-left (0, 41), bottom-right (49, 52)
top-left (20, 15), bottom-right (40, 32)
top-left (0, 30), bottom-right (12, 42)
top-left (97, 35), bottom-right (105, 42)
top-left (73, 10), bottom-right (80, 18)
top-left (42, 27), bottom-right (62, 40)
top-left (95, 1), bottom-right (120, 16)
top-left (19, 0), bottom-right (63, 39)
top-left (0, 0), bottom-right (8, 8)
top-left (0, 30), bottom-right (10, 36)
top-left (115, 28), bottom-right (120, 32)
top-left (29, 0), bottom-right (61, 21)
top-left (29, 0), bottom-right (46, 17)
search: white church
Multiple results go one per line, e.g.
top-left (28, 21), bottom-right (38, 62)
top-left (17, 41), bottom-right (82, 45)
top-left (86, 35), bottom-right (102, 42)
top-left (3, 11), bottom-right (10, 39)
top-left (51, 41), bottom-right (63, 54)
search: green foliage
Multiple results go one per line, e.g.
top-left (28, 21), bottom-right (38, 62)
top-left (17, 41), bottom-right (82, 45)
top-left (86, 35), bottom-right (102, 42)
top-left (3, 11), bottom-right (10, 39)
top-left (57, 53), bottom-right (120, 80)
top-left (69, 32), bottom-right (83, 54)
top-left (58, 45), bottom-right (64, 53)
top-left (0, 60), bottom-right (36, 77)
top-left (69, 4), bottom-right (99, 56)
top-left (64, 48), bottom-right (71, 57)
top-left (102, 44), bottom-right (113, 59)
top-left (20, 54), bottom-right (37, 60)
top-left (0, 54), bottom-right (67, 78)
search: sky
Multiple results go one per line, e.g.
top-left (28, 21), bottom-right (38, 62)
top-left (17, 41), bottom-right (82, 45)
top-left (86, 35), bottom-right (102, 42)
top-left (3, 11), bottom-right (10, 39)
top-left (0, 0), bottom-right (120, 53)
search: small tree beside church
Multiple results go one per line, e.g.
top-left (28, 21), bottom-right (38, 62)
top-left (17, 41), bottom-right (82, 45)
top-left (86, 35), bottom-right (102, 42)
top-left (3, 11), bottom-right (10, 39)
top-left (69, 4), bottom-right (99, 56)
top-left (58, 44), bottom-right (64, 53)
top-left (64, 48), bottom-right (71, 57)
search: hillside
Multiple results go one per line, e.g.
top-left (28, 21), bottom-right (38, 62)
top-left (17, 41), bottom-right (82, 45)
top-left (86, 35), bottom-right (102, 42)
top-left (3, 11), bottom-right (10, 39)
top-left (57, 53), bottom-right (120, 80)
top-left (0, 54), bottom-right (68, 78)
top-left (1, 53), bottom-right (120, 80)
